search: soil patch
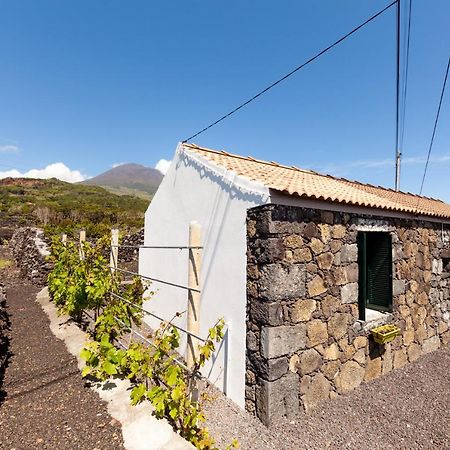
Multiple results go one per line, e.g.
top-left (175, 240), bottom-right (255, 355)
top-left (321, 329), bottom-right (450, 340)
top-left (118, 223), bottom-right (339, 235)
top-left (0, 246), bottom-right (124, 449)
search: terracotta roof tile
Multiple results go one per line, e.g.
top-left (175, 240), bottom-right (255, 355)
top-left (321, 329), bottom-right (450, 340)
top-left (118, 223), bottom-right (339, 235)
top-left (184, 143), bottom-right (450, 220)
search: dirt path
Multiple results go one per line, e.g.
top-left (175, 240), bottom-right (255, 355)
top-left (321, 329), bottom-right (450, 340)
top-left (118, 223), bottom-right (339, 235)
top-left (0, 250), bottom-right (124, 450)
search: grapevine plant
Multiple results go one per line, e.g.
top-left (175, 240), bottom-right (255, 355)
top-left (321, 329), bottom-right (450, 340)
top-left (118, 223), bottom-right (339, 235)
top-left (47, 235), bottom-right (237, 450)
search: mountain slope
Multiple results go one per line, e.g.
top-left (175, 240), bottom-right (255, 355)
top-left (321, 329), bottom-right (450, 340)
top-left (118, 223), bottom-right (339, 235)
top-left (0, 177), bottom-right (148, 236)
top-left (81, 163), bottom-right (163, 198)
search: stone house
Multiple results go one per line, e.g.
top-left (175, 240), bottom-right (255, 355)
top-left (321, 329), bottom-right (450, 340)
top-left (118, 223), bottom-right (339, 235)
top-left (140, 143), bottom-right (450, 423)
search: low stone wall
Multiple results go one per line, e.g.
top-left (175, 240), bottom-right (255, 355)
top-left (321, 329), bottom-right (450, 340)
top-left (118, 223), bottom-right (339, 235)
top-left (0, 228), bottom-right (14, 245)
top-left (0, 283), bottom-right (8, 383)
top-left (119, 229), bottom-right (144, 263)
top-left (10, 228), bottom-right (52, 287)
top-left (246, 204), bottom-right (450, 425)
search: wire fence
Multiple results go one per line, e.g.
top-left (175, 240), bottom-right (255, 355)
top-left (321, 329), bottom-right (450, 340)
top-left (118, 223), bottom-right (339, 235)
top-left (71, 225), bottom-right (217, 373)
top-left (110, 229), bottom-right (208, 366)
top-left (109, 266), bottom-right (201, 293)
top-left (111, 244), bottom-right (203, 250)
top-left (110, 291), bottom-right (206, 343)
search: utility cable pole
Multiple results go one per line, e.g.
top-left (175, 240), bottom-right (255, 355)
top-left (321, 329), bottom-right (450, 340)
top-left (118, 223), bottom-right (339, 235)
top-left (395, 0), bottom-right (401, 191)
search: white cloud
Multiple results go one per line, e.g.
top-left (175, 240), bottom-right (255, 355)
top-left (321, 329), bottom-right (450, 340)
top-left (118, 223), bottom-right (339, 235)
top-left (112, 162), bottom-right (127, 168)
top-left (0, 162), bottom-right (87, 183)
top-left (0, 144), bottom-right (19, 153)
top-left (155, 159), bottom-right (171, 175)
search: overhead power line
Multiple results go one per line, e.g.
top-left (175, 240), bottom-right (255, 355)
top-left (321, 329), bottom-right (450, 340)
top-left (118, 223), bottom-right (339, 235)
top-left (183, 0), bottom-right (398, 143)
top-left (395, 0), bottom-right (413, 191)
top-left (399, 0), bottom-right (412, 155)
top-left (418, 55), bottom-right (450, 197)
top-left (395, 0), bottom-right (401, 191)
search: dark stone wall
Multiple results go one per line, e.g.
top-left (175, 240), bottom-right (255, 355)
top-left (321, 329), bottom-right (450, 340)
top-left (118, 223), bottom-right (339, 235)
top-left (0, 283), bottom-right (9, 394)
top-left (246, 204), bottom-right (450, 425)
top-left (119, 228), bottom-right (144, 263)
top-left (10, 228), bottom-right (52, 287)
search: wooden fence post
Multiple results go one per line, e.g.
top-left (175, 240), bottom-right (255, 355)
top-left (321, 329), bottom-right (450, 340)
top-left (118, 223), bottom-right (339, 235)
top-left (186, 221), bottom-right (202, 369)
top-left (110, 228), bottom-right (119, 273)
top-left (79, 230), bottom-right (86, 260)
top-left (61, 233), bottom-right (67, 246)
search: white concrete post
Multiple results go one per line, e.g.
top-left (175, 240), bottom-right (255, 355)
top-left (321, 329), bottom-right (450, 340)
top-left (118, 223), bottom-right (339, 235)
top-left (110, 228), bottom-right (119, 273)
top-left (186, 221), bottom-right (202, 369)
top-left (79, 230), bottom-right (86, 260)
top-left (61, 233), bottom-right (67, 246)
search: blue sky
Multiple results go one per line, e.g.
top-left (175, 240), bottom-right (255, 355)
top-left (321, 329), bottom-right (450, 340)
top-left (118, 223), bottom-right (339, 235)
top-left (0, 1), bottom-right (449, 200)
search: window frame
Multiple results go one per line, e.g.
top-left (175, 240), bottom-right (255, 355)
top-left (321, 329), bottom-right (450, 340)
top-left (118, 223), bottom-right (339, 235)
top-left (357, 231), bottom-right (393, 321)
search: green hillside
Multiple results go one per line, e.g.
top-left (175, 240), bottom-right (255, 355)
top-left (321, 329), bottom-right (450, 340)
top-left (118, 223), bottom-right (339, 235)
top-left (0, 177), bottom-right (149, 237)
top-left (97, 185), bottom-right (153, 200)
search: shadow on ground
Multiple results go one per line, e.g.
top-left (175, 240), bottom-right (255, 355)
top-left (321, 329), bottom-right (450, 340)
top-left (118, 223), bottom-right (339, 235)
top-left (0, 288), bottom-right (11, 405)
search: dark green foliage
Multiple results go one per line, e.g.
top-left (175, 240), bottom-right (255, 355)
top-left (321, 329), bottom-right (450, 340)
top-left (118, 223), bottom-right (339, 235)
top-left (0, 178), bottom-right (148, 237)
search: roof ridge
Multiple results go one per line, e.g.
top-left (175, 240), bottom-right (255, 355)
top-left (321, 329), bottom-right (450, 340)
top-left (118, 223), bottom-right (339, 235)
top-left (183, 143), bottom-right (445, 205)
top-left (184, 143), bottom-right (315, 176)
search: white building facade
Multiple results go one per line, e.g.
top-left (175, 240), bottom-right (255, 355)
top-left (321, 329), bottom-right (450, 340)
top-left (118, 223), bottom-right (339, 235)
top-left (139, 143), bottom-right (271, 407)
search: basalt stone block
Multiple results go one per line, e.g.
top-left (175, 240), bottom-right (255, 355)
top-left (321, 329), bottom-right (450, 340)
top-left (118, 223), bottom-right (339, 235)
top-left (307, 275), bottom-right (327, 297)
top-left (283, 234), bottom-right (304, 249)
top-left (248, 352), bottom-right (289, 381)
top-left (341, 283), bottom-right (358, 304)
top-left (261, 323), bottom-right (307, 359)
top-left (300, 372), bottom-right (331, 411)
top-left (250, 300), bottom-right (284, 326)
top-left (270, 205), bottom-right (304, 223)
top-left (422, 335), bottom-right (440, 354)
top-left (393, 279), bottom-right (407, 296)
top-left (298, 348), bottom-right (323, 375)
top-left (321, 210), bottom-right (335, 225)
top-left (328, 313), bottom-right (350, 340)
top-left (307, 320), bottom-right (328, 347)
top-left (317, 252), bottom-right (334, 270)
top-left (341, 244), bottom-right (358, 263)
top-left (291, 299), bottom-right (317, 322)
top-left (259, 264), bottom-right (306, 301)
top-left (255, 372), bottom-right (299, 425)
top-left (303, 222), bottom-right (319, 239)
top-left (254, 238), bottom-right (285, 263)
top-left (335, 361), bottom-right (365, 393)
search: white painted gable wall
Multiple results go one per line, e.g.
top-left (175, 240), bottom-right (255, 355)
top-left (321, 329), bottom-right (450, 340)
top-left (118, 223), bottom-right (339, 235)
top-left (139, 143), bottom-right (270, 407)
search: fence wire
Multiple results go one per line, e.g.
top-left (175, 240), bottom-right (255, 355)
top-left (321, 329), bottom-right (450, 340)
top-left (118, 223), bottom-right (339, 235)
top-left (111, 244), bottom-right (203, 250)
top-left (110, 291), bottom-right (206, 343)
top-left (113, 316), bottom-right (190, 372)
top-left (109, 266), bottom-right (201, 293)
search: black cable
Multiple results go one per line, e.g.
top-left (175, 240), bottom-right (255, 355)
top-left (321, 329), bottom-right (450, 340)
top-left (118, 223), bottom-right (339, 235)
top-left (418, 55), bottom-right (450, 196)
top-left (395, 0), bottom-right (401, 190)
top-left (399, 0), bottom-right (412, 152)
top-left (183, 0), bottom-right (398, 143)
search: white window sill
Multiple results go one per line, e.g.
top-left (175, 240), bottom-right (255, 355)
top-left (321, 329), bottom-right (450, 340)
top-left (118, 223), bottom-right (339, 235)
top-left (359, 308), bottom-right (393, 332)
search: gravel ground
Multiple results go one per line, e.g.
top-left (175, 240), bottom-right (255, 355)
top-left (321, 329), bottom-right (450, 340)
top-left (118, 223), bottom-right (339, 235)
top-left (204, 347), bottom-right (450, 450)
top-left (0, 247), bottom-right (124, 450)
top-left (3, 239), bottom-right (450, 450)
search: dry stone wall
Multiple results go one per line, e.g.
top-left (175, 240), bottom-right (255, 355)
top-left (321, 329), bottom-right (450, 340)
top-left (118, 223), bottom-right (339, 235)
top-left (246, 204), bottom-right (450, 425)
top-left (10, 228), bottom-right (51, 287)
top-left (0, 283), bottom-right (8, 387)
top-left (119, 228), bottom-right (144, 263)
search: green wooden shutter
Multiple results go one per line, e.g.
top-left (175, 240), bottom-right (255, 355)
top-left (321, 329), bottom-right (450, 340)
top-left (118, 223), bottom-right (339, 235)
top-left (358, 232), bottom-right (393, 317)
top-left (357, 232), bottom-right (367, 321)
